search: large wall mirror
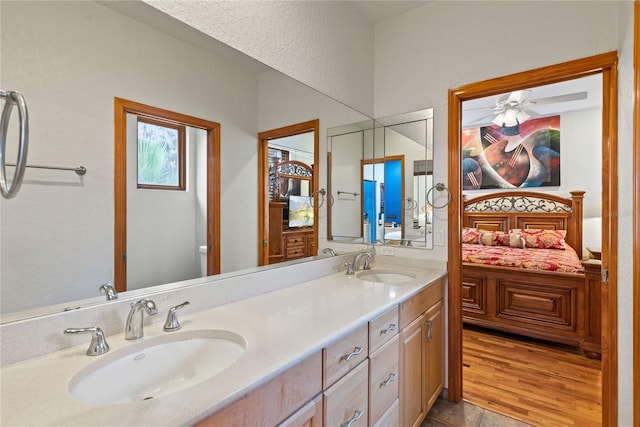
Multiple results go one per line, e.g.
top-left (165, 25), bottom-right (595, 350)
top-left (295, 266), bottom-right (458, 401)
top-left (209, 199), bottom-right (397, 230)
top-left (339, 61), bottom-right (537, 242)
top-left (0, 1), bottom-right (371, 321)
top-left (327, 109), bottom-right (434, 249)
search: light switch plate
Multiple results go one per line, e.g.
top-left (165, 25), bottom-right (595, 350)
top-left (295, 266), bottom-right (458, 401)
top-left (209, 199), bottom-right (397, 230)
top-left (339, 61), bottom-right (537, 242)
top-left (380, 246), bottom-right (395, 256)
top-left (434, 230), bottom-right (444, 246)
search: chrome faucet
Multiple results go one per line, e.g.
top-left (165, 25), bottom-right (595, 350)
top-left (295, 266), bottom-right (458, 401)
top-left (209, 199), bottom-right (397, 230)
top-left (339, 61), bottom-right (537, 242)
top-left (323, 247), bottom-right (338, 257)
top-left (125, 299), bottom-right (158, 340)
top-left (99, 283), bottom-right (118, 300)
top-left (353, 252), bottom-right (373, 271)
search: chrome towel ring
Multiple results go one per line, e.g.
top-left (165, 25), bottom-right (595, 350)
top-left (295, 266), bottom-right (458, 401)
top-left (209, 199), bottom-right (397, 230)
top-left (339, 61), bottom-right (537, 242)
top-left (426, 182), bottom-right (452, 209)
top-left (0, 91), bottom-right (29, 199)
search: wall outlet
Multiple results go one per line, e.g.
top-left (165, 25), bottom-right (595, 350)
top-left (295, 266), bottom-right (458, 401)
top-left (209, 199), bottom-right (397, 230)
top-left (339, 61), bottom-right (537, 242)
top-left (434, 229), bottom-right (444, 246)
top-left (380, 246), bottom-right (395, 256)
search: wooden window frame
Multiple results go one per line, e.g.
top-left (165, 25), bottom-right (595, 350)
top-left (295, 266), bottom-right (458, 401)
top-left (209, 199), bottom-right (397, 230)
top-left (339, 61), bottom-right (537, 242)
top-left (136, 116), bottom-right (186, 191)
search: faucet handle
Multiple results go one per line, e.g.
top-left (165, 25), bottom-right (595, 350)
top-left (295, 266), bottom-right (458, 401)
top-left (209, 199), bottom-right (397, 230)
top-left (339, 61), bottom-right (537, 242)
top-left (64, 327), bottom-right (110, 356)
top-left (99, 283), bottom-right (118, 300)
top-left (342, 262), bottom-right (355, 275)
top-left (164, 301), bottom-right (190, 332)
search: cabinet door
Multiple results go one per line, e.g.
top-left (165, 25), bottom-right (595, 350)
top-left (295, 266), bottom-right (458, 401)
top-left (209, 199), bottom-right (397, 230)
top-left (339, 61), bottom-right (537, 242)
top-left (424, 299), bottom-right (444, 410)
top-left (399, 314), bottom-right (425, 427)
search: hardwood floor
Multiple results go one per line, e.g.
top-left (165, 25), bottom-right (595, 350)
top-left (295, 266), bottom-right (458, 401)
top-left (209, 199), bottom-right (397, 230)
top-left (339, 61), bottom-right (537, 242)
top-left (462, 326), bottom-right (602, 427)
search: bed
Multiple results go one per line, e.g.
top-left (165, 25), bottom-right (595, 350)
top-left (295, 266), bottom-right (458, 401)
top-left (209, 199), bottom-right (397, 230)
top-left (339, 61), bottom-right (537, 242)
top-left (461, 190), bottom-right (601, 358)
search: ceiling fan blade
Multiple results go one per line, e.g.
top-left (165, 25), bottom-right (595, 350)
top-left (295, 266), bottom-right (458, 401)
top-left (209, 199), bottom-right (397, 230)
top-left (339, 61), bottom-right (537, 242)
top-left (465, 113), bottom-right (500, 126)
top-left (529, 91), bottom-right (587, 105)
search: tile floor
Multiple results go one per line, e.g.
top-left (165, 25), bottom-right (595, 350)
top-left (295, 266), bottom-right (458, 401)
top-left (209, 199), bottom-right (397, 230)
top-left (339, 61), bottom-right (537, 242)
top-left (422, 398), bottom-right (534, 427)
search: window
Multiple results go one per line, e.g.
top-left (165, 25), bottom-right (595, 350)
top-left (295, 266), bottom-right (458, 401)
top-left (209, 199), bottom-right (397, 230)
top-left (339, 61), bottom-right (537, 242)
top-left (137, 117), bottom-right (186, 190)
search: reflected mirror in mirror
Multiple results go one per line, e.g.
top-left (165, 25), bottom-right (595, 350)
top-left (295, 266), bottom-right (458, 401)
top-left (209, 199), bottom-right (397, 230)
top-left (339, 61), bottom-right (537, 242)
top-left (328, 109), bottom-right (434, 249)
top-left (0, 1), bottom-right (370, 322)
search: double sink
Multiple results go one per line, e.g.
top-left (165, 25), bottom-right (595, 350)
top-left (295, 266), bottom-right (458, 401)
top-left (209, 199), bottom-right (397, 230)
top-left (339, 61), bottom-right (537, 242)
top-left (67, 266), bottom-right (415, 406)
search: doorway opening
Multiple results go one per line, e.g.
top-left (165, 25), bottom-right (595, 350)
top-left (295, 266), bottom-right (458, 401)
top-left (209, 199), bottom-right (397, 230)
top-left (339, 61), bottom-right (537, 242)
top-left (257, 119), bottom-right (319, 266)
top-left (114, 98), bottom-right (221, 292)
top-left (447, 52), bottom-right (618, 426)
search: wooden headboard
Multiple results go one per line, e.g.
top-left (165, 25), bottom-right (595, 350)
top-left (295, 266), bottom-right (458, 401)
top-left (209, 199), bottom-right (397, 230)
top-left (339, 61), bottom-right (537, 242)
top-left (463, 190), bottom-right (585, 255)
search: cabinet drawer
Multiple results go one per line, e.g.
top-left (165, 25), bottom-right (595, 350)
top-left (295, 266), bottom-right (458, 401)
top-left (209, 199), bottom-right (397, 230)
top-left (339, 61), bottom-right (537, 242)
top-left (369, 335), bottom-right (399, 426)
top-left (399, 278), bottom-right (444, 329)
top-left (323, 325), bottom-right (368, 388)
top-left (369, 306), bottom-right (399, 354)
top-left (372, 398), bottom-right (399, 427)
top-left (286, 235), bottom-right (306, 246)
top-left (286, 245), bottom-right (306, 259)
top-left (324, 360), bottom-right (369, 427)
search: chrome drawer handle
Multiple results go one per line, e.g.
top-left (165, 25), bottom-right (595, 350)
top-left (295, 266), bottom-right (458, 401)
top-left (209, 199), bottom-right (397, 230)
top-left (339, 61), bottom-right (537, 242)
top-left (340, 346), bottom-right (363, 361)
top-left (379, 372), bottom-right (398, 388)
top-left (379, 323), bottom-right (397, 335)
top-left (340, 410), bottom-right (363, 427)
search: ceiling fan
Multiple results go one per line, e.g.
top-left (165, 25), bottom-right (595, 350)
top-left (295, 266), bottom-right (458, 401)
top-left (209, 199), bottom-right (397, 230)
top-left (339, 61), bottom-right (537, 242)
top-left (464, 89), bottom-right (588, 135)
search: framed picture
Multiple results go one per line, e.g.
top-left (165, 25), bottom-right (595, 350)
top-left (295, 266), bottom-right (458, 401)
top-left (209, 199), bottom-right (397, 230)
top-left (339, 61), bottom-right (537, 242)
top-left (462, 115), bottom-right (560, 190)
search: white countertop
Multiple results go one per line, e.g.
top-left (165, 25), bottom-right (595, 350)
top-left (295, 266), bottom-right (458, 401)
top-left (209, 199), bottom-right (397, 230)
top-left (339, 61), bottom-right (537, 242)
top-left (1, 263), bottom-right (446, 426)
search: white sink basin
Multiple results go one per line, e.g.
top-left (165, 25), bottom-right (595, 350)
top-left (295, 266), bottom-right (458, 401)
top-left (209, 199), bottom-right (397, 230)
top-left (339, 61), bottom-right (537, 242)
top-left (356, 269), bottom-right (416, 284)
top-left (68, 329), bottom-right (247, 405)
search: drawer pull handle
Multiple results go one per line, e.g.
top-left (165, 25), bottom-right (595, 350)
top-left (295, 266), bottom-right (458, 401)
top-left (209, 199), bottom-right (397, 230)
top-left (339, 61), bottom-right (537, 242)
top-left (340, 410), bottom-right (363, 427)
top-left (379, 323), bottom-right (397, 335)
top-left (379, 372), bottom-right (398, 388)
top-left (340, 346), bottom-right (363, 362)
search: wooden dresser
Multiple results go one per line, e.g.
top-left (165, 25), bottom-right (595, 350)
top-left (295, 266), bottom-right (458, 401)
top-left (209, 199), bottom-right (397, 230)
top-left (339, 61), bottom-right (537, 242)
top-left (269, 202), bottom-right (315, 264)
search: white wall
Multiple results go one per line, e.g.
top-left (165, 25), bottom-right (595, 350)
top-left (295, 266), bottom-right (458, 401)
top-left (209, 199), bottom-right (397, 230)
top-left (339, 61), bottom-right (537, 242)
top-left (145, 0), bottom-right (375, 117)
top-left (0, 1), bottom-right (259, 312)
top-left (373, 1), bottom-right (633, 423)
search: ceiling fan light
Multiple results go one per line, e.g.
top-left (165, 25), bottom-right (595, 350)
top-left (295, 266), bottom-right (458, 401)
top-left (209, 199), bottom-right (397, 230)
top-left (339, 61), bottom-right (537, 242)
top-left (491, 113), bottom-right (505, 127)
top-left (503, 109), bottom-right (518, 127)
top-left (515, 110), bottom-right (530, 124)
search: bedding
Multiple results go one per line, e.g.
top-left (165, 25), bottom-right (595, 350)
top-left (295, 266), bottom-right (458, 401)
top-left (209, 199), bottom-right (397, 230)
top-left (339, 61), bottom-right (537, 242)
top-left (462, 243), bottom-right (584, 274)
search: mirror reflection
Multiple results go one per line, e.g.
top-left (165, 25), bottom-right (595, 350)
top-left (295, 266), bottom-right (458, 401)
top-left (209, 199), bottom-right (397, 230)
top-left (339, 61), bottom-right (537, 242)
top-left (0, 1), bottom-right (370, 321)
top-left (328, 109), bottom-right (434, 249)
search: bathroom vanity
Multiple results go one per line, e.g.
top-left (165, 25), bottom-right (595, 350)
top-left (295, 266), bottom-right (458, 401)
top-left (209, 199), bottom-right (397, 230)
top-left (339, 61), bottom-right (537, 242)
top-left (0, 253), bottom-right (446, 426)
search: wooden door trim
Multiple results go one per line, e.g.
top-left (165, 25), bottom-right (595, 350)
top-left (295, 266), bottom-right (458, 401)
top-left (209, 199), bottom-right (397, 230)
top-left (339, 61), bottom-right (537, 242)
top-left (446, 52), bottom-right (619, 427)
top-left (114, 97), bottom-right (221, 292)
top-left (634, 2), bottom-right (640, 425)
top-left (257, 119), bottom-right (319, 266)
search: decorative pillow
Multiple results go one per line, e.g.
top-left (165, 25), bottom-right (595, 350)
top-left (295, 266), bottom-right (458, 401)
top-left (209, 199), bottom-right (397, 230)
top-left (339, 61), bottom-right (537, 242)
top-left (479, 231), bottom-right (510, 246)
top-left (512, 228), bottom-right (567, 250)
top-left (462, 227), bottom-right (483, 244)
top-left (509, 231), bottom-right (526, 249)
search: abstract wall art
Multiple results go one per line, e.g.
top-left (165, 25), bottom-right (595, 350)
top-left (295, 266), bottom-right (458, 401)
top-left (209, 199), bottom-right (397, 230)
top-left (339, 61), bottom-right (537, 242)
top-left (462, 115), bottom-right (560, 190)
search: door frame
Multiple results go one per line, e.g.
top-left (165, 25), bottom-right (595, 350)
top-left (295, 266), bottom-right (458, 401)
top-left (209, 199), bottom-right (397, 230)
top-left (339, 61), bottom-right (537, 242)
top-left (114, 97), bottom-right (221, 292)
top-left (257, 119), bottom-right (319, 266)
top-left (446, 52), bottom-right (619, 426)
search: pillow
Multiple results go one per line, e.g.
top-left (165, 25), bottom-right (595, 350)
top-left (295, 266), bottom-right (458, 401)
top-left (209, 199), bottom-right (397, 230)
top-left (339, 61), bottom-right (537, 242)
top-left (462, 227), bottom-right (483, 244)
top-left (512, 228), bottom-right (567, 250)
top-left (509, 231), bottom-right (526, 249)
top-left (479, 231), bottom-right (510, 246)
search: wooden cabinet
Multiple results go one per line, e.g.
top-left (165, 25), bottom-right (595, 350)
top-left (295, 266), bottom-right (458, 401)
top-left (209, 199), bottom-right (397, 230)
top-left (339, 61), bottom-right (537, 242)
top-left (268, 202), bottom-right (315, 264)
top-left (398, 278), bottom-right (444, 427)
top-left (198, 277), bottom-right (445, 427)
